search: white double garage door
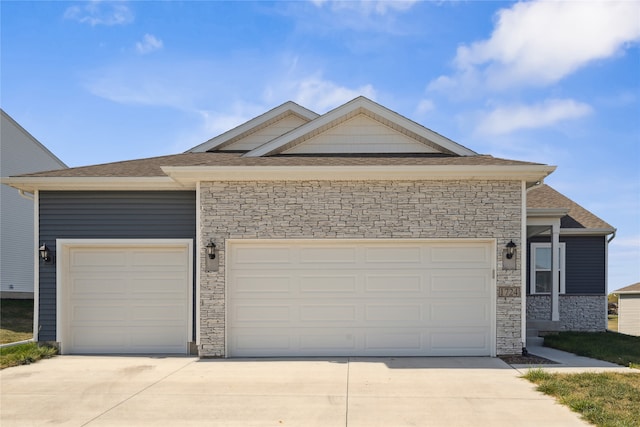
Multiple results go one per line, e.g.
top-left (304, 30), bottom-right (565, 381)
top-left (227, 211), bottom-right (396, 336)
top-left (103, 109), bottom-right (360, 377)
top-left (60, 239), bottom-right (495, 357)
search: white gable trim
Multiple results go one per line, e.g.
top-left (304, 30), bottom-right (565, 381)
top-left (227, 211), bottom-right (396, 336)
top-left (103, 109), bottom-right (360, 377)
top-left (187, 102), bottom-right (319, 153)
top-left (244, 97), bottom-right (477, 158)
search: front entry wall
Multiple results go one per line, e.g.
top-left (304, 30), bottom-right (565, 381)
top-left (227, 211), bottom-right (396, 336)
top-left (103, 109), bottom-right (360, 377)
top-left (200, 180), bottom-right (523, 357)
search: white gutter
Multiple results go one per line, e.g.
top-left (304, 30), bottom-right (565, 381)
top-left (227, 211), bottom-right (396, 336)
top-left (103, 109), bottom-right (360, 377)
top-left (162, 165), bottom-right (556, 185)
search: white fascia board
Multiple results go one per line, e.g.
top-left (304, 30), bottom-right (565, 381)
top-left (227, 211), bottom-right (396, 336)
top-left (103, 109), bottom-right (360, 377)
top-left (244, 97), bottom-right (477, 158)
top-left (1, 176), bottom-right (187, 192)
top-left (527, 208), bottom-right (570, 218)
top-left (186, 102), bottom-right (319, 153)
top-left (162, 164), bottom-right (556, 184)
top-left (531, 228), bottom-right (616, 236)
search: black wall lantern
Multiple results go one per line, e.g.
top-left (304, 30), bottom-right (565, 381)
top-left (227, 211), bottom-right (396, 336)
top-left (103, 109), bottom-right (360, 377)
top-left (206, 241), bottom-right (217, 259)
top-left (505, 240), bottom-right (517, 259)
top-left (39, 243), bottom-right (52, 263)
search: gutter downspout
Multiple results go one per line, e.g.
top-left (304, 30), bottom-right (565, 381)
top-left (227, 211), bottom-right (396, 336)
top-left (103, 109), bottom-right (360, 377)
top-left (605, 229), bottom-right (616, 329)
top-left (18, 189), bottom-right (34, 200)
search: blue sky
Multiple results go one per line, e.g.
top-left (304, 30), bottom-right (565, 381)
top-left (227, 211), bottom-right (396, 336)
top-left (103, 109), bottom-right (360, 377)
top-left (1, 0), bottom-right (639, 291)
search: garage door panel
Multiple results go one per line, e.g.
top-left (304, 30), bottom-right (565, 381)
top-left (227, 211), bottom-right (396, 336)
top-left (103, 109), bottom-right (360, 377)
top-left (300, 334), bottom-right (356, 350)
top-left (431, 272), bottom-right (490, 294)
top-left (365, 305), bottom-right (422, 322)
top-left (366, 246), bottom-right (422, 263)
top-left (234, 246), bottom-right (292, 264)
top-left (365, 275), bottom-right (422, 292)
top-left (72, 305), bottom-right (127, 322)
top-left (430, 302), bottom-right (490, 324)
top-left (300, 275), bottom-right (357, 292)
top-left (132, 250), bottom-right (187, 267)
top-left (430, 244), bottom-right (490, 263)
top-left (300, 246), bottom-right (356, 263)
top-left (300, 305), bottom-right (356, 321)
top-left (228, 240), bottom-right (494, 357)
top-left (71, 278), bottom-right (127, 294)
top-left (234, 334), bottom-right (291, 351)
top-left (64, 243), bottom-right (190, 354)
top-left (71, 251), bottom-right (127, 268)
top-left (430, 331), bottom-right (490, 354)
top-left (365, 332), bottom-right (421, 350)
top-left (235, 305), bottom-right (291, 322)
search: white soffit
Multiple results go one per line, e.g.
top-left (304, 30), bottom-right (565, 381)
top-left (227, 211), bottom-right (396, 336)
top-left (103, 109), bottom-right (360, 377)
top-left (244, 97), bottom-right (477, 158)
top-left (186, 102), bottom-right (319, 153)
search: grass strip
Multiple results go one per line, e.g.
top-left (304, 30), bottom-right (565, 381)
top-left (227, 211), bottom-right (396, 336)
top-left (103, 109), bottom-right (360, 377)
top-left (524, 369), bottom-right (640, 427)
top-left (0, 342), bottom-right (57, 369)
top-left (544, 331), bottom-right (640, 368)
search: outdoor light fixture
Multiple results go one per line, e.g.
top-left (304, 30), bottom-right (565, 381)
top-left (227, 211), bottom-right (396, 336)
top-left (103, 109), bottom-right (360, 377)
top-left (39, 243), bottom-right (51, 263)
top-left (206, 241), bottom-right (217, 259)
top-left (505, 240), bottom-right (517, 259)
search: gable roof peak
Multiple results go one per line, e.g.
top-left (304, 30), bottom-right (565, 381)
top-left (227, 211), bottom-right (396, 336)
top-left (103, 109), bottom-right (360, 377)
top-left (186, 101), bottom-right (319, 153)
top-left (244, 96), bottom-right (477, 158)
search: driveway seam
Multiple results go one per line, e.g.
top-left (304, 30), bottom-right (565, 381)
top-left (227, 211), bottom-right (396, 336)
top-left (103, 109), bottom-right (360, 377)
top-left (345, 357), bottom-right (350, 427)
top-left (80, 358), bottom-right (196, 426)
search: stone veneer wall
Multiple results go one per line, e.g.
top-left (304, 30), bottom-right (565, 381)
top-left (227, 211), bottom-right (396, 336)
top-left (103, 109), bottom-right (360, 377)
top-left (200, 180), bottom-right (523, 356)
top-left (527, 295), bottom-right (607, 331)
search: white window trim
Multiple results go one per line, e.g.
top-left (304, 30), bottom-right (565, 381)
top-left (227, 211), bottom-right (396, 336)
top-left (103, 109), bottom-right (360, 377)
top-left (530, 242), bottom-right (566, 295)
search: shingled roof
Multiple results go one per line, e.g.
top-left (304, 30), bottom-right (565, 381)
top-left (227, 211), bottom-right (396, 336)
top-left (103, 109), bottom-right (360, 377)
top-left (15, 152), bottom-right (545, 178)
top-left (527, 184), bottom-right (614, 231)
top-left (616, 282), bottom-right (640, 294)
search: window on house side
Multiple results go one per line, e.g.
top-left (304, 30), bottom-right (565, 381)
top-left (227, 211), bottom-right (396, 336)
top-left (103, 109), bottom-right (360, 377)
top-left (531, 242), bottom-right (566, 294)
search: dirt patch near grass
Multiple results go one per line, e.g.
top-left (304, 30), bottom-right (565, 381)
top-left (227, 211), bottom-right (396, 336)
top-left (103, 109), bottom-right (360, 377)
top-left (0, 299), bottom-right (33, 344)
top-left (500, 354), bottom-right (558, 365)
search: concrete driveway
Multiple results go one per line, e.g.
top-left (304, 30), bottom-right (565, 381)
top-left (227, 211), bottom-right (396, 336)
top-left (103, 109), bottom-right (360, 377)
top-left (1, 356), bottom-right (589, 426)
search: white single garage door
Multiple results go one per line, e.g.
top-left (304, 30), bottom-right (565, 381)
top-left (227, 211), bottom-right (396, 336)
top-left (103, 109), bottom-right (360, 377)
top-left (59, 240), bottom-right (191, 354)
top-left (227, 240), bottom-right (495, 357)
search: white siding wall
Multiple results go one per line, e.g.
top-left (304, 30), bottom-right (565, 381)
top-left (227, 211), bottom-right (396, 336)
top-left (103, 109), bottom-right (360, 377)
top-left (1, 111), bottom-right (66, 296)
top-left (284, 114), bottom-right (439, 154)
top-left (225, 115), bottom-right (308, 151)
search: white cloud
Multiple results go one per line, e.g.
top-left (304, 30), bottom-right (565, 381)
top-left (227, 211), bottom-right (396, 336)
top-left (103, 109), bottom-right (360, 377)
top-left (415, 99), bottom-right (435, 116)
top-left (430, 0), bottom-right (640, 92)
top-left (136, 34), bottom-right (163, 55)
top-left (64, 1), bottom-right (134, 26)
top-left (476, 98), bottom-right (593, 136)
top-left (288, 73), bottom-right (376, 112)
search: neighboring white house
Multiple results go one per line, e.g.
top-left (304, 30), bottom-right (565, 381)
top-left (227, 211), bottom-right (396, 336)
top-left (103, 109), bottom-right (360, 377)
top-left (617, 282), bottom-right (640, 336)
top-left (1, 110), bottom-right (67, 299)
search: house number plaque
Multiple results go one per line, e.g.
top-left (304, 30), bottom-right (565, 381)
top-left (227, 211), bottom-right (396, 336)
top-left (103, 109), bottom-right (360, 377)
top-left (498, 287), bottom-right (521, 297)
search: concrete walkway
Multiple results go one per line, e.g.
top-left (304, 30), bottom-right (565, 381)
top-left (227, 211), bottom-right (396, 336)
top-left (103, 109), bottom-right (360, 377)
top-left (0, 355), bottom-right (601, 427)
top-left (515, 343), bottom-right (637, 374)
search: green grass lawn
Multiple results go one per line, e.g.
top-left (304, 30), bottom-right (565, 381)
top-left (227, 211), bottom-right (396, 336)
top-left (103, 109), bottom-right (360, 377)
top-left (523, 332), bottom-right (640, 426)
top-left (608, 315), bottom-right (618, 332)
top-left (524, 369), bottom-right (640, 427)
top-left (0, 299), bottom-right (34, 344)
top-left (0, 342), bottom-right (57, 369)
top-left (1, 299), bottom-right (56, 369)
top-left (543, 331), bottom-right (640, 368)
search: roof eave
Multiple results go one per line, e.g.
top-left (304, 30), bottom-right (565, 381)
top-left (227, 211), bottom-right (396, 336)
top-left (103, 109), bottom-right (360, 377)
top-left (1, 176), bottom-right (188, 192)
top-left (162, 164), bottom-right (555, 184)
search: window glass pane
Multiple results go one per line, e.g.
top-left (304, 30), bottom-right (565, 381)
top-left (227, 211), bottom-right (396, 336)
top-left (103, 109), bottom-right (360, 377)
top-left (535, 247), bottom-right (551, 270)
top-left (535, 271), bottom-right (551, 293)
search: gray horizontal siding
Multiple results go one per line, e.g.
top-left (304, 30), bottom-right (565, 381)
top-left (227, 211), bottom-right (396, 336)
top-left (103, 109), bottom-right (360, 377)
top-left (527, 235), bottom-right (606, 295)
top-left (38, 191), bottom-right (196, 342)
